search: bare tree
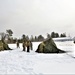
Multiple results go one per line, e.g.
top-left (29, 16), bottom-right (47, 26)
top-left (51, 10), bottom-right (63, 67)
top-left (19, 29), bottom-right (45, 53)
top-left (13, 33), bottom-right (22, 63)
top-left (6, 29), bottom-right (13, 36)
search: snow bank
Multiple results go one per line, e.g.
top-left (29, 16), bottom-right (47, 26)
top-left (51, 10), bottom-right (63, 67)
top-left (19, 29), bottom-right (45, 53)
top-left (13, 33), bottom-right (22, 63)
top-left (0, 41), bottom-right (75, 74)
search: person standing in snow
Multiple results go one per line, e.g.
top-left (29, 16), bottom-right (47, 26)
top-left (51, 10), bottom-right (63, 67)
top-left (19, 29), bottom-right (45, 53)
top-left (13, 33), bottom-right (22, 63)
top-left (22, 40), bottom-right (27, 51)
top-left (30, 41), bottom-right (33, 50)
top-left (16, 40), bottom-right (20, 48)
top-left (26, 40), bottom-right (30, 52)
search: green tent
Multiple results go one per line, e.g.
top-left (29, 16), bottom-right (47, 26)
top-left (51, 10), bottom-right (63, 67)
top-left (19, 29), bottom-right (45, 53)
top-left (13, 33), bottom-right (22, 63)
top-left (0, 40), bottom-right (12, 51)
top-left (0, 40), bottom-right (4, 51)
top-left (35, 37), bottom-right (65, 53)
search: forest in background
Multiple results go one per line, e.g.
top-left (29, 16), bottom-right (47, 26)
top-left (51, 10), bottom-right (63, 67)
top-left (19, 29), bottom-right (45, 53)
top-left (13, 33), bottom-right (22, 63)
top-left (0, 29), bottom-right (67, 43)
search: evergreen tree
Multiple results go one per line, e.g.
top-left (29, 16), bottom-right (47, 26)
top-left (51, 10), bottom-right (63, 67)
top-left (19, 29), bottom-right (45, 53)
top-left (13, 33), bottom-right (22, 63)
top-left (60, 33), bottom-right (66, 37)
top-left (26, 35), bottom-right (29, 40)
top-left (22, 34), bottom-right (26, 41)
top-left (30, 35), bottom-right (34, 42)
top-left (35, 36), bottom-right (38, 41)
top-left (38, 35), bottom-right (44, 41)
top-left (47, 33), bottom-right (51, 39)
top-left (55, 33), bottom-right (59, 38)
top-left (51, 32), bottom-right (55, 38)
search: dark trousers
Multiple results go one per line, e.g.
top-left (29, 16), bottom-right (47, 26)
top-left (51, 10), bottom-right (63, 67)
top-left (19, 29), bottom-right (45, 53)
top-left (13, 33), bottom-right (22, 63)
top-left (27, 46), bottom-right (30, 52)
top-left (23, 46), bottom-right (25, 51)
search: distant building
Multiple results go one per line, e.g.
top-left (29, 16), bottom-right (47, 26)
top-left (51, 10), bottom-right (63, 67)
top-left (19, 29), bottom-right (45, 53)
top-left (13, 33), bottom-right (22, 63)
top-left (53, 37), bottom-right (73, 42)
top-left (73, 37), bottom-right (75, 41)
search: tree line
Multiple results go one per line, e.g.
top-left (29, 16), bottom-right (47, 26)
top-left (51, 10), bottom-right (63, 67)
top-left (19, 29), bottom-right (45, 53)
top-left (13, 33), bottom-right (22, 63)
top-left (0, 29), bottom-right (66, 43)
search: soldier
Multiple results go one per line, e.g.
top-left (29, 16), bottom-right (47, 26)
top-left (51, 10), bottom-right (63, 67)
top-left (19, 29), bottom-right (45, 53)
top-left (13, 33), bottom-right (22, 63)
top-left (27, 40), bottom-right (30, 52)
top-left (16, 40), bottom-right (20, 48)
top-left (22, 41), bottom-right (27, 51)
top-left (30, 41), bottom-right (33, 50)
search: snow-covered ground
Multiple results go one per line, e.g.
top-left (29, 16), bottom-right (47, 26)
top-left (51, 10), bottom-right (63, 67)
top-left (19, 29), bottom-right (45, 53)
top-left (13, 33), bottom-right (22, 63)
top-left (0, 41), bottom-right (75, 74)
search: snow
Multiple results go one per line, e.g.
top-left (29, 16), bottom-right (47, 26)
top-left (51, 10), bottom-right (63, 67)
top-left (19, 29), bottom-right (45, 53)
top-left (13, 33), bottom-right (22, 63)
top-left (0, 41), bottom-right (75, 74)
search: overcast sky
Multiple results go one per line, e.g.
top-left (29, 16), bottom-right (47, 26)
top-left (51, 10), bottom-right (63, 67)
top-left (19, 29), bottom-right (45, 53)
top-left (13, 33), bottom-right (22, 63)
top-left (0, 0), bottom-right (75, 38)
